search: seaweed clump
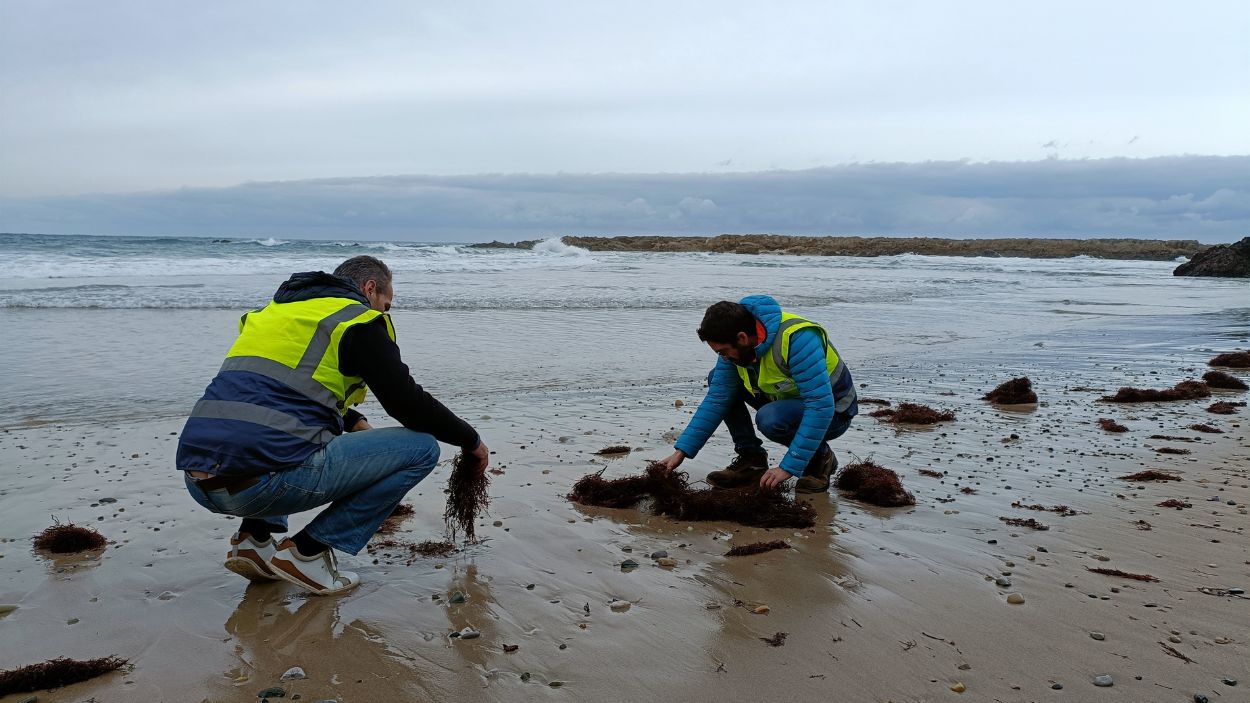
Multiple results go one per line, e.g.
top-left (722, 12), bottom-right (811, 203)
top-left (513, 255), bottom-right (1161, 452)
top-left (1098, 418), bottom-right (1129, 432)
top-left (873, 403), bottom-right (955, 424)
top-left (1154, 447), bottom-right (1191, 455)
top-left (33, 519), bottom-right (107, 554)
top-left (594, 445), bottom-right (632, 455)
top-left (1118, 470), bottom-right (1182, 482)
top-left (999, 516), bottom-right (1049, 530)
top-left (445, 452), bottom-right (490, 542)
top-left (1189, 423), bottom-right (1223, 434)
top-left (1207, 401), bottom-right (1245, 415)
top-left (1011, 501), bottom-right (1077, 516)
top-left (983, 377), bottom-right (1038, 404)
top-left (759, 632), bottom-right (788, 646)
top-left (1156, 499), bottom-right (1190, 509)
top-left (568, 463), bottom-right (817, 529)
top-left (725, 540), bottom-right (790, 557)
top-left (0, 656), bottom-right (127, 696)
top-left (834, 461), bottom-right (916, 507)
top-left (376, 503), bottom-right (416, 535)
top-left (1086, 567), bottom-right (1158, 582)
top-left (1202, 370), bottom-right (1248, 390)
top-left (1208, 351), bottom-right (1250, 368)
top-left (1101, 381), bottom-right (1210, 403)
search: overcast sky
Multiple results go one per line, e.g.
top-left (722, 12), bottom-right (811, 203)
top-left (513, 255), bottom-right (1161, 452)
top-left (1, 1), bottom-right (1247, 240)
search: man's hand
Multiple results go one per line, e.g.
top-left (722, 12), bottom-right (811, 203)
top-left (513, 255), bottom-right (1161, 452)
top-left (350, 418), bottom-right (373, 432)
top-left (760, 466), bottom-right (793, 490)
top-left (464, 442), bottom-right (490, 474)
top-left (655, 450), bottom-right (685, 473)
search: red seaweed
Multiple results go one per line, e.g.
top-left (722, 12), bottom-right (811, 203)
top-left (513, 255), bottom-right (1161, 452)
top-left (1101, 380), bottom-right (1210, 403)
top-left (444, 452), bottom-right (490, 542)
top-left (1208, 351), bottom-right (1250, 368)
top-left (568, 463), bottom-right (817, 529)
top-left (983, 377), bottom-right (1038, 404)
top-left (725, 540), bottom-right (791, 557)
top-left (1086, 567), bottom-right (1158, 582)
top-left (1156, 499), bottom-right (1190, 509)
top-left (760, 632), bottom-right (788, 646)
top-left (1202, 370), bottom-right (1248, 390)
top-left (1011, 501), bottom-right (1076, 516)
top-left (1189, 423), bottom-right (1222, 433)
top-left (1207, 401), bottom-right (1244, 415)
top-left (835, 461), bottom-right (916, 507)
top-left (0, 656), bottom-right (127, 696)
top-left (33, 519), bottom-right (107, 554)
top-left (1097, 418), bottom-right (1129, 432)
top-left (1119, 470), bottom-right (1182, 482)
top-left (999, 516), bottom-right (1049, 530)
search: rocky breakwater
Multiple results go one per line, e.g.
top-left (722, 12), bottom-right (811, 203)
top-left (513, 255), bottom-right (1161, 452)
top-left (1173, 237), bottom-right (1250, 277)
top-left (477, 235), bottom-right (1207, 261)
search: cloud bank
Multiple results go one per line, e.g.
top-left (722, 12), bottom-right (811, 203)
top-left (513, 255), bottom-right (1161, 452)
top-left (2, 156), bottom-right (1246, 243)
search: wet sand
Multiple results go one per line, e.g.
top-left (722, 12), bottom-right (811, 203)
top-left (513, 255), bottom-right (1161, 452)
top-left (2, 365), bottom-right (1248, 702)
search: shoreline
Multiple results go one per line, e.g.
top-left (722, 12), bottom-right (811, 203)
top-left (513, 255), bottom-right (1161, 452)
top-left (473, 234), bottom-right (1206, 261)
top-left (2, 360), bottom-right (1246, 701)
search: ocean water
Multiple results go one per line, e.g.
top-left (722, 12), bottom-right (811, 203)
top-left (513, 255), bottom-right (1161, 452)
top-left (0, 232), bottom-right (1245, 428)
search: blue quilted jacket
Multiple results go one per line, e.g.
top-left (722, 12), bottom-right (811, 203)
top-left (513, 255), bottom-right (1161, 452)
top-left (674, 295), bottom-right (856, 476)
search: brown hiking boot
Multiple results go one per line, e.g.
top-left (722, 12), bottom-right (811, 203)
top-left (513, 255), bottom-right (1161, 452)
top-left (706, 452), bottom-right (768, 489)
top-left (796, 446), bottom-right (836, 494)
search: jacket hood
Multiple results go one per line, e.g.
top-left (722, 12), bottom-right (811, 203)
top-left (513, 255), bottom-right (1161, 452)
top-left (273, 271), bottom-right (369, 305)
top-left (739, 294), bottom-right (783, 356)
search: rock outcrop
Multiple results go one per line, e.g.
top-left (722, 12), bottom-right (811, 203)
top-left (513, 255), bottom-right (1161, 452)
top-left (1173, 237), bottom-right (1250, 277)
top-left (475, 235), bottom-right (1209, 261)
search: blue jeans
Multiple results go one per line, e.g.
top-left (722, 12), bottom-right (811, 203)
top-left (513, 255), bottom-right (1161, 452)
top-left (715, 371), bottom-right (852, 464)
top-left (185, 428), bottom-right (441, 555)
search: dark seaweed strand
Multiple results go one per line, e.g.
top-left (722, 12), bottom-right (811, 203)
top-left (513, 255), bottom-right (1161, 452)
top-left (444, 452), bottom-right (490, 542)
top-left (0, 656), bottom-right (127, 696)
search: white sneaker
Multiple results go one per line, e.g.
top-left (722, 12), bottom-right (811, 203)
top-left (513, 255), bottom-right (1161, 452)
top-left (224, 532), bottom-right (280, 582)
top-left (268, 538), bottom-right (361, 596)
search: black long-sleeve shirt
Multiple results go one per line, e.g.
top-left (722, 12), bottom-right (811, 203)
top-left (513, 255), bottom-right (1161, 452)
top-left (338, 316), bottom-right (479, 450)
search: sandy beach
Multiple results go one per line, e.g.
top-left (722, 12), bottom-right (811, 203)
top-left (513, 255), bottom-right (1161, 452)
top-left (2, 351), bottom-right (1247, 702)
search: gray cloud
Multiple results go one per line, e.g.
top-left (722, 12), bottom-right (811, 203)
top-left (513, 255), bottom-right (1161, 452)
top-left (1, 156), bottom-right (1246, 243)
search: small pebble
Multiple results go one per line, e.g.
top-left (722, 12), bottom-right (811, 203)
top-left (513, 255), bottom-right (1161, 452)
top-left (609, 600), bottom-right (631, 612)
top-left (752, 605), bottom-right (770, 614)
top-left (650, 550), bottom-right (668, 559)
top-left (281, 667), bottom-right (306, 680)
top-left (1093, 674), bottom-right (1113, 687)
top-left (257, 687), bottom-right (285, 698)
top-left (987, 539), bottom-right (997, 544)
top-left (656, 557), bottom-right (677, 568)
top-left (1006, 593), bottom-right (1025, 604)
top-left (1051, 683), bottom-right (1063, 690)
top-left (457, 627), bottom-right (481, 640)
top-left (1090, 632), bottom-right (1105, 641)
top-left (995, 577), bottom-right (1012, 588)
top-left (1223, 677), bottom-right (1238, 686)
top-left (449, 591), bottom-right (467, 604)
top-left (950, 682), bottom-right (966, 693)
top-left (1194, 695), bottom-right (1209, 703)
top-left (1228, 588), bottom-right (1245, 595)
top-left (620, 559), bottom-right (639, 572)
top-left (1169, 635), bottom-right (1182, 643)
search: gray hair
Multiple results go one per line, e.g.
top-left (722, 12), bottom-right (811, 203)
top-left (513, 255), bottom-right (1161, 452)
top-left (334, 255), bottom-right (392, 292)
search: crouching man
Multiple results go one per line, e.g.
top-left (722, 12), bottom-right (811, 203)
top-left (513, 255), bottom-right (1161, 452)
top-left (656, 295), bottom-right (857, 493)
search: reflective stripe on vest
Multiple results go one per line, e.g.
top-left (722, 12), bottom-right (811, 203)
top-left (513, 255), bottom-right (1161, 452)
top-left (190, 399), bottom-right (338, 445)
